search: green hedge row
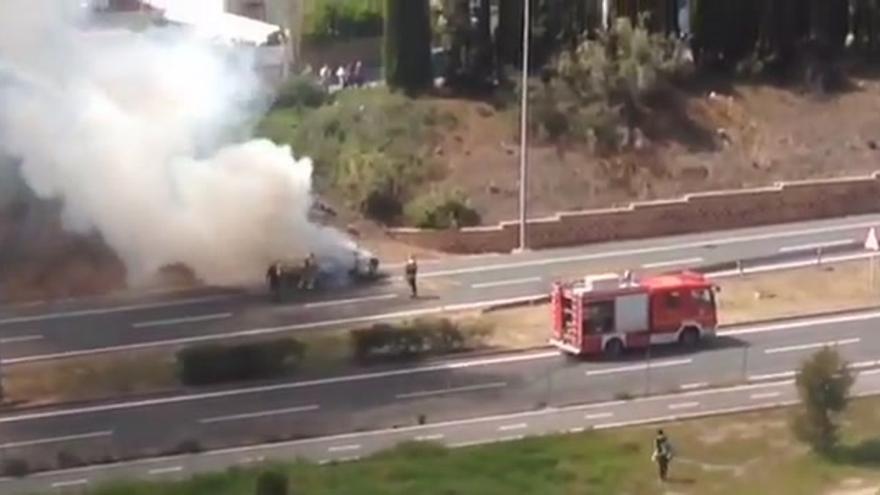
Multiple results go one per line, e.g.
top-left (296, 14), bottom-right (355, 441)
top-left (351, 317), bottom-right (490, 364)
top-left (176, 339), bottom-right (306, 386)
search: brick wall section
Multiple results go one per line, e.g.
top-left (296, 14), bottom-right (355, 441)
top-left (387, 173), bottom-right (880, 253)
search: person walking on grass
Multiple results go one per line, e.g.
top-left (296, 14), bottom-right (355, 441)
top-left (652, 429), bottom-right (674, 481)
top-left (405, 254), bottom-right (418, 298)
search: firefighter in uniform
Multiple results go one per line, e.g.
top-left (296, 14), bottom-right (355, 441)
top-left (652, 429), bottom-right (674, 481)
top-left (299, 253), bottom-right (317, 291)
top-left (266, 262), bottom-right (281, 302)
top-left (405, 255), bottom-right (418, 298)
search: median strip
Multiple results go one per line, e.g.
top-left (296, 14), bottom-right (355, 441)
top-left (585, 359), bottom-right (692, 377)
top-left (764, 337), bottom-right (861, 355)
top-left (199, 404), bottom-right (320, 424)
top-left (0, 430), bottom-right (113, 450)
top-left (132, 312), bottom-right (233, 329)
top-left (395, 381), bottom-right (507, 400)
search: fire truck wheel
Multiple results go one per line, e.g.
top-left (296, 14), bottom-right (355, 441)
top-left (679, 327), bottom-right (700, 349)
top-left (604, 339), bottom-right (624, 359)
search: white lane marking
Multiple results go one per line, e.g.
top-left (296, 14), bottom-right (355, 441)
top-left (750, 392), bottom-right (781, 400)
top-left (764, 337), bottom-right (860, 355)
top-left (415, 434), bottom-right (445, 442)
top-left (148, 466), bottom-right (183, 475)
top-left (569, 427), bottom-right (586, 434)
top-left (0, 334), bottom-right (43, 345)
top-left (680, 382), bottom-right (707, 391)
top-left (2, 295), bottom-right (553, 365)
top-left (584, 412), bottom-right (614, 420)
top-left (749, 371), bottom-right (797, 382)
top-left (585, 359), bottom-right (692, 376)
top-left (238, 456), bottom-right (265, 465)
top-left (396, 381), bottom-right (507, 400)
top-left (18, 382), bottom-right (805, 482)
top-left (593, 401), bottom-right (801, 431)
top-left (0, 295), bottom-right (233, 325)
top-left (778, 239), bottom-right (855, 253)
top-left (0, 430), bottom-right (113, 449)
top-left (719, 310), bottom-right (880, 337)
top-left (471, 277), bottom-right (542, 289)
top-left (327, 444), bottom-right (360, 453)
top-left (668, 401), bottom-right (700, 410)
top-left (304, 293), bottom-right (398, 309)
top-left (0, 351), bottom-right (557, 424)
top-left (497, 423), bottom-right (528, 432)
top-left (199, 404), bottom-right (320, 424)
top-left (51, 479), bottom-right (88, 488)
top-left (641, 257), bottom-right (703, 269)
top-left (132, 312), bottom-right (233, 329)
top-left (419, 218), bottom-right (880, 279)
top-left (499, 435), bottom-right (525, 442)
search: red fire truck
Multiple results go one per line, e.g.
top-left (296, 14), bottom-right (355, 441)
top-left (550, 271), bottom-right (718, 358)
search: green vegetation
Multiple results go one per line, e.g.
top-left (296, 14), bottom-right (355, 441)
top-left (35, 396), bottom-right (880, 494)
top-left (404, 188), bottom-right (480, 229)
top-left (271, 76), bottom-right (331, 110)
top-left (255, 470), bottom-right (289, 495)
top-left (259, 87), bottom-right (456, 224)
top-left (303, 0), bottom-right (383, 42)
top-left (176, 339), bottom-right (306, 386)
top-left (792, 347), bottom-right (855, 454)
top-left (351, 317), bottom-right (491, 364)
top-left (383, 0), bottom-right (433, 92)
top-left (531, 17), bottom-right (692, 149)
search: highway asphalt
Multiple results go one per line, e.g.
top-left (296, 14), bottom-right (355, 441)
top-left (4, 344), bottom-right (880, 494)
top-left (1, 214), bottom-right (880, 363)
top-left (1, 307), bottom-right (879, 476)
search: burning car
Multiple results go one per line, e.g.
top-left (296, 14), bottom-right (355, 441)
top-left (266, 247), bottom-right (381, 301)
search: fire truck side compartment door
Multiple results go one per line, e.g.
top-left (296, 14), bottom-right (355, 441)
top-left (615, 293), bottom-right (650, 333)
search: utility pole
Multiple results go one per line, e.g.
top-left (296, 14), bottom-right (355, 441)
top-left (517, 0), bottom-right (531, 252)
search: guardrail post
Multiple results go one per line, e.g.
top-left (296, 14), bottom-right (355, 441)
top-left (737, 260), bottom-right (744, 277)
top-left (817, 247), bottom-right (823, 267)
top-left (741, 345), bottom-right (749, 381)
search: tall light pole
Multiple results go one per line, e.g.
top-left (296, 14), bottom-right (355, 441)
top-left (517, 0), bottom-right (531, 252)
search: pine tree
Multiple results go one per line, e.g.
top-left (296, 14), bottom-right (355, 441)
top-left (383, 0), bottom-right (433, 92)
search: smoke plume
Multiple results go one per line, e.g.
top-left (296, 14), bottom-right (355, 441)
top-left (0, 0), bottom-right (354, 286)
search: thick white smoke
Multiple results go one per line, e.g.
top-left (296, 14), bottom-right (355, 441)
top-left (0, 0), bottom-right (355, 285)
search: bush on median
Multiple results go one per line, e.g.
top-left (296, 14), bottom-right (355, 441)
top-left (176, 338), bottom-right (306, 386)
top-left (351, 317), bottom-right (492, 364)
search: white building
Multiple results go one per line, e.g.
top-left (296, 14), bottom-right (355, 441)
top-left (86, 0), bottom-right (293, 84)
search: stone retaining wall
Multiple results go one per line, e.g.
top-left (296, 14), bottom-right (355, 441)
top-left (388, 173), bottom-right (880, 253)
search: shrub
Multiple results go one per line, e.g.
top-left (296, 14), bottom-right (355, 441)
top-left (529, 17), bottom-right (693, 149)
top-left (176, 339), bottom-right (306, 386)
top-left (256, 469), bottom-right (289, 495)
top-left (305, 0), bottom-right (383, 41)
top-left (274, 75), bottom-right (331, 110)
top-left (56, 450), bottom-right (84, 469)
top-left (351, 317), bottom-right (491, 364)
top-left (1, 458), bottom-right (30, 478)
top-left (791, 347), bottom-right (854, 455)
top-left (404, 189), bottom-right (481, 229)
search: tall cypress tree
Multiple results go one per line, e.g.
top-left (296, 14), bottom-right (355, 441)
top-left (383, 0), bottom-right (433, 92)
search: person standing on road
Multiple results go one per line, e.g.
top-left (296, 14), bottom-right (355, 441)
top-left (652, 429), bottom-right (674, 481)
top-left (299, 253), bottom-right (318, 291)
top-left (266, 262), bottom-right (281, 302)
top-left (405, 255), bottom-right (418, 298)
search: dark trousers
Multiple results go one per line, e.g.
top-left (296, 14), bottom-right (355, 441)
top-left (407, 276), bottom-right (417, 298)
top-left (657, 456), bottom-right (669, 480)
